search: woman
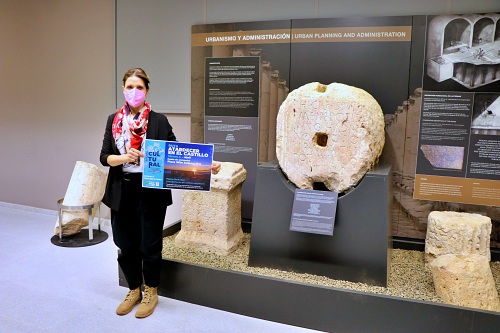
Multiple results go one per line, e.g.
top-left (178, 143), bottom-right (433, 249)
top-left (100, 68), bottom-right (219, 319)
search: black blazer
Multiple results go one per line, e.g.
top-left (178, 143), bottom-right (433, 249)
top-left (99, 110), bottom-right (177, 211)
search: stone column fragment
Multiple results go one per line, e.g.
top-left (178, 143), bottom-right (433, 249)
top-left (259, 61), bottom-right (271, 163)
top-left (54, 161), bottom-right (108, 236)
top-left (233, 45), bottom-right (249, 57)
top-left (268, 70), bottom-right (280, 161)
top-left (175, 162), bottom-right (247, 255)
top-left (277, 80), bottom-right (287, 109)
top-left (425, 211), bottom-right (492, 264)
top-left (430, 254), bottom-right (500, 311)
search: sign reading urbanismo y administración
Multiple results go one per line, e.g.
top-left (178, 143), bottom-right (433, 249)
top-left (143, 139), bottom-right (214, 191)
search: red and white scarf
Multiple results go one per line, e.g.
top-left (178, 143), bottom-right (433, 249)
top-left (112, 102), bottom-right (151, 171)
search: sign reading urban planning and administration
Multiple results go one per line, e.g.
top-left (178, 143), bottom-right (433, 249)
top-left (143, 139), bottom-right (214, 191)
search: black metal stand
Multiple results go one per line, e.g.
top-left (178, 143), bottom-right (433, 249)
top-left (50, 229), bottom-right (108, 248)
top-left (51, 199), bottom-right (108, 248)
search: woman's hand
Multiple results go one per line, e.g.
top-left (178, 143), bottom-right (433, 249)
top-left (124, 148), bottom-right (144, 163)
top-left (211, 161), bottom-right (221, 175)
top-left (107, 148), bottom-right (144, 166)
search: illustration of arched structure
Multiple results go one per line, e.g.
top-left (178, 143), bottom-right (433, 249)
top-left (426, 13), bottom-right (500, 88)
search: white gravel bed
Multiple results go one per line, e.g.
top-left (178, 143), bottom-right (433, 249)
top-left (163, 233), bottom-right (500, 309)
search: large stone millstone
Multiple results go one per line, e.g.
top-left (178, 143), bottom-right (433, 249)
top-left (276, 82), bottom-right (385, 193)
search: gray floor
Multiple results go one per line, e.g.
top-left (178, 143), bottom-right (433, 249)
top-left (0, 204), bottom-right (322, 333)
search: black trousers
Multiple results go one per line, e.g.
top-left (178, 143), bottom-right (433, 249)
top-left (111, 173), bottom-right (167, 290)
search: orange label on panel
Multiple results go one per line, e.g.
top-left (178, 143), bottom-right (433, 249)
top-left (414, 174), bottom-right (500, 207)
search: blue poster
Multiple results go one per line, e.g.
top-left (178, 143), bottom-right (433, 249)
top-left (143, 140), bottom-right (214, 191)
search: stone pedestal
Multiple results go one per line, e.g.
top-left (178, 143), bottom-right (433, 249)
top-left (54, 161), bottom-right (108, 236)
top-left (175, 162), bottom-right (247, 255)
top-left (425, 211), bottom-right (492, 264)
top-left (429, 254), bottom-right (500, 312)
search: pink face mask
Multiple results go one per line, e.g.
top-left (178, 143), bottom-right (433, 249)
top-left (123, 88), bottom-right (146, 108)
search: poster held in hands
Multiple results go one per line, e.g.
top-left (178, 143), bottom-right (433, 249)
top-left (143, 139), bottom-right (214, 191)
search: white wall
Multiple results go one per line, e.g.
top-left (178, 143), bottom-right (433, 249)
top-left (0, 0), bottom-right (193, 226)
top-left (1, 0), bottom-right (497, 227)
top-left (0, 0), bottom-right (116, 209)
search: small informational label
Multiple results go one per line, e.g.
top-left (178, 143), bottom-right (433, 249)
top-left (290, 189), bottom-right (338, 236)
top-left (143, 140), bottom-right (214, 191)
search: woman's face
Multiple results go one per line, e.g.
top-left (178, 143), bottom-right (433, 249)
top-left (122, 75), bottom-right (148, 94)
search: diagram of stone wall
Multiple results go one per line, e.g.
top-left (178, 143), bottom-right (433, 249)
top-left (426, 13), bottom-right (500, 89)
top-left (381, 88), bottom-right (500, 248)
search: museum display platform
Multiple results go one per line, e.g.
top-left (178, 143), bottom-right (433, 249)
top-left (119, 237), bottom-right (500, 333)
top-left (117, 162), bottom-right (500, 332)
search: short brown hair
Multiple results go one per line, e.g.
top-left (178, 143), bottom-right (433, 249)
top-left (122, 68), bottom-right (150, 90)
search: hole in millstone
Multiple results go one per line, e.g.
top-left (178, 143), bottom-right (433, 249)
top-left (312, 182), bottom-right (329, 191)
top-left (314, 132), bottom-right (328, 147)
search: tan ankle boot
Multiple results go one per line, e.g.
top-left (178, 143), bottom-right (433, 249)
top-left (135, 285), bottom-right (158, 318)
top-left (116, 287), bottom-right (142, 315)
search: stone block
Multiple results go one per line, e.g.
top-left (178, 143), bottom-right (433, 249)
top-left (175, 162), bottom-right (246, 255)
top-left (430, 254), bottom-right (500, 311)
top-left (425, 211), bottom-right (492, 264)
top-left (276, 82), bottom-right (385, 193)
top-left (54, 161), bottom-right (108, 236)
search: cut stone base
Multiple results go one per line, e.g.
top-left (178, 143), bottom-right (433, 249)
top-left (430, 254), bottom-right (500, 312)
top-left (425, 211), bottom-right (492, 264)
top-left (174, 229), bottom-right (243, 255)
top-left (175, 162), bottom-right (246, 255)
